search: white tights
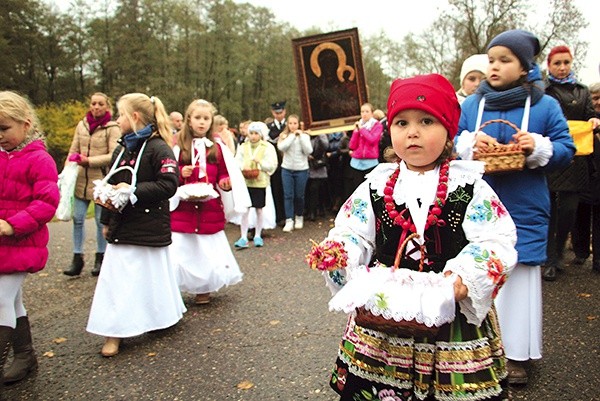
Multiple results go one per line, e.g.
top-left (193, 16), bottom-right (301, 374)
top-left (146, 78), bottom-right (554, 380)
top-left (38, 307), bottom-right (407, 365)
top-left (0, 273), bottom-right (27, 328)
top-left (240, 208), bottom-right (264, 239)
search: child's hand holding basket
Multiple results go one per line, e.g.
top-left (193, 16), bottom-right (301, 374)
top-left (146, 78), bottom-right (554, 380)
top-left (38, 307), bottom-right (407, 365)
top-left (473, 119), bottom-right (526, 174)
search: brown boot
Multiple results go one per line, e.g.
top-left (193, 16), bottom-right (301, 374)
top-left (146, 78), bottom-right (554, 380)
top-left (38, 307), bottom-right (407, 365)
top-left (194, 293), bottom-right (210, 305)
top-left (0, 325), bottom-right (13, 396)
top-left (3, 316), bottom-right (38, 384)
top-left (506, 359), bottom-right (528, 385)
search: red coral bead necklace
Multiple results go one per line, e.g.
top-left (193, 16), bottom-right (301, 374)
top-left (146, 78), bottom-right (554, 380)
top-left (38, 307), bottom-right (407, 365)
top-left (383, 160), bottom-right (450, 233)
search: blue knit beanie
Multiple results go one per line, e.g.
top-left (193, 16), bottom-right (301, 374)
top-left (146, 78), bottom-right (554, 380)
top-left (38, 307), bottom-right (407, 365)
top-left (487, 30), bottom-right (540, 70)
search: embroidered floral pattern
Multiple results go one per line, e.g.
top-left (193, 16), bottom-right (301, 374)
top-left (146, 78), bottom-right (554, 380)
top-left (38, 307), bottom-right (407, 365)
top-left (329, 270), bottom-right (346, 287)
top-left (331, 366), bottom-right (347, 391)
top-left (466, 196), bottom-right (507, 223)
top-left (343, 198), bottom-right (369, 222)
top-left (472, 248), bottom-right (507, 298)
top-left (351, 387), bottom-right (406, 401)
top-left (447, 186), bottom-right (472, 204)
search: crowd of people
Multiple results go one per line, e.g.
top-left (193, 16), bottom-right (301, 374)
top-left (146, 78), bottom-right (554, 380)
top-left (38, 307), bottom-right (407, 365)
top-left (1, 27), bottom-right (599, 400)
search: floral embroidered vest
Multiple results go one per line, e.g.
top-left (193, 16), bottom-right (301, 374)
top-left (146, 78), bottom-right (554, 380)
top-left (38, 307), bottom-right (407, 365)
top-left (370, 183), bottom-right (474, 273)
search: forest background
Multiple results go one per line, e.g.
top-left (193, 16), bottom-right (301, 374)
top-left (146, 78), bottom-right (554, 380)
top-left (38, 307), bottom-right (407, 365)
top-left (0, 0), bottom-right (593, 166)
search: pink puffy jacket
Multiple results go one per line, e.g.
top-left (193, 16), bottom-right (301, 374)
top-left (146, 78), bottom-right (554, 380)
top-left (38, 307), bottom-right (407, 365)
top-left (0, 139), bottom-right (59, 273)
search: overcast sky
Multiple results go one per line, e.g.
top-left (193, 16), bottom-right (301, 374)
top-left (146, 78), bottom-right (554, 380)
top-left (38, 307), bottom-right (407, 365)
top-left (49, 0), bottom-right (599, 84)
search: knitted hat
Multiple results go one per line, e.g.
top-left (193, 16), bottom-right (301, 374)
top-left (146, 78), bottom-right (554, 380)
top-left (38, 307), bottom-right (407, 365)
top-left (487, 29), bottom-right (540, 70)
top-left (460, 54), bottom-right (489, 85)
top-left (386, 74), bottom-right (461, 139)
top-left (248, 121), bottom-right (269, 140)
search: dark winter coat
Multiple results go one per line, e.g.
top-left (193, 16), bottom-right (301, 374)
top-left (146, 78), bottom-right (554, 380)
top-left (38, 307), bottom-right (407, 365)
top-left (545, 79), bottom-right (596, 192)
top-left (100, 136), bottom-right (178, 247)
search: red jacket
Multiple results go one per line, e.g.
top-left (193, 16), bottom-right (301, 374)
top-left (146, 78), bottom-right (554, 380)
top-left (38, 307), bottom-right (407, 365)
top-left (0, 140), bottom-right (59, 273)
top-left (171, 145), bottom-right (229, 235)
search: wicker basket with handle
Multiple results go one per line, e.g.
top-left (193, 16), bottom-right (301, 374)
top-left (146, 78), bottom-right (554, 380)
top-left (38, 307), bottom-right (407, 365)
top-left (353, 233), bottom-right (443, 337)
top-left (472, 119), bottom-right (526, 174)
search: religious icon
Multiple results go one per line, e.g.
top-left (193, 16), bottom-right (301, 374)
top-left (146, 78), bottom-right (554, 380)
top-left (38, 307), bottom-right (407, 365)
top-left (292, 28), bottom-right (368, 134)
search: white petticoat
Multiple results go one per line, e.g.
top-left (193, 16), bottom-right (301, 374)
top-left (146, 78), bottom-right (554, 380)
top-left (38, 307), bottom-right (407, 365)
top-left (328, 267), bottom-right (456, 328)
top-left (170, 232), bottom-right (243, 294)
top-left (86, 244), bottom-right (186, 338)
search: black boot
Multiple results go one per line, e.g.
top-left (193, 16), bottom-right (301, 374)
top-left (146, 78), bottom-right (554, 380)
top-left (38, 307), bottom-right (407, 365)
top-left (91, 253), bottom-right (104, 277)
top-left (3, 317), bottom-right (37, 384)
top-left (63, 254), bottom-right (84, 276)
top-left (543, 265), bottom-right (557, 281)
top-left (0, 325), bottom-right (13, 396)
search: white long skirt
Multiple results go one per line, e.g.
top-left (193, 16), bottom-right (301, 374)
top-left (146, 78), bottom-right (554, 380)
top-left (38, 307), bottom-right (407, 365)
top-left (87, 244), bottom-right (186, 338)
top-left (495, 263), bottom-right (543, 361)
top-left (170, 231), bottom-right (243, 294)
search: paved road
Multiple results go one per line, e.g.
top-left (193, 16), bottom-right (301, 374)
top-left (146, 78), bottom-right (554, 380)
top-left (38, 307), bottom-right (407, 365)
top-left (3, 218), bottom-right (600, 400)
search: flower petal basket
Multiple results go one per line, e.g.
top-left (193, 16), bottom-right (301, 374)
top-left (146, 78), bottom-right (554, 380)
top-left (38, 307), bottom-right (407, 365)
top-left (325, 233), bottom-right (456, 337)
top-left (93, 165), bottom-right (136, 213)
top-left (241, 168), bottom-right (260, 179)
top-left (472, 119), bottom-right (526, 174)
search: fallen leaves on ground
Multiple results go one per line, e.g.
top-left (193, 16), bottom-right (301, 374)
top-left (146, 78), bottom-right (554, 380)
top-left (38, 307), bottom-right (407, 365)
top-left (578, 293), bottom-right (592, 298)
top-left (236, 380), bottom-right (254, 390)
top-left (52, 337), bottom-right (67, 344)
top-left (43, 351), bottom-right (55, 358)
top-left (147, 352), bottom-right (157, 357)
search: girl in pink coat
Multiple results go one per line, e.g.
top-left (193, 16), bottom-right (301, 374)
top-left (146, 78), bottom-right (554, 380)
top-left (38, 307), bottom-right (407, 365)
top-left (0, 91), bottom-right (59, 390)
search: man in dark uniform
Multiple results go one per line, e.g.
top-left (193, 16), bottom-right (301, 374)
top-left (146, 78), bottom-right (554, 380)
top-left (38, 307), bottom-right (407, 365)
top-left (267, 101), bottom-right (286, 224)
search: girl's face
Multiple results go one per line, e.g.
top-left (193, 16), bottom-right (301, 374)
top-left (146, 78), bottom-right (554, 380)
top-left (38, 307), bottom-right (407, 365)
top-left (548, 52), bottom-right (572, 79)
top-left (390, 109), bottom-right (447, 173)
top-left (247, 130), bottom-right (262, 143)
top-left (462, 71), bottom-right (485, 95)
top-left (0, 116), bottom-right (30, 151)
top-left (287, 117), bottom-right (299, 132)
top-left (486, 46), bottom-right (527, 90)
top-left (90, 95), bottom-right (109, 118)
top-left (116, 109), bottom-right (135, 134)
top-left (360, 105), bottom-right (373, 121)
top-left (189, 106), bottom-right (213, 137)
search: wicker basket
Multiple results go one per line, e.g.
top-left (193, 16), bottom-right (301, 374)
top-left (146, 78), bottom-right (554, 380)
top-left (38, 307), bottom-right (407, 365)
top-left (242, 168), bottom-right (260, 179)
top-left (473, 119), bottom-right (526, 174)
top-left (353, 233), bottom-right (442, 337)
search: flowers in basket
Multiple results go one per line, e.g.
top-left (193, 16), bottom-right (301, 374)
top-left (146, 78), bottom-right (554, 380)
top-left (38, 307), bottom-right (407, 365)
top-left (92, 180), bottom-right (134, 212)
top-left (176, 182), bottom-right (220, 202)
top-left (306, 239), bottom-right (348, 272)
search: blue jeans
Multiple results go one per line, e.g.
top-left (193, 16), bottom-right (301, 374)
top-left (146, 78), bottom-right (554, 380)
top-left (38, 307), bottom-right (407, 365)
top-left (72, 197), bottom-right (106, 254)
top-left (281, 168), bottom-right (309, 219)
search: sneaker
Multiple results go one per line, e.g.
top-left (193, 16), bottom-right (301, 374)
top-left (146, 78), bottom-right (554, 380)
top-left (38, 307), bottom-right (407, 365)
top-left (294, 215), bottom-right (304, 229)
top-left (254, 236), bottom-right (264, 247)
top-left (234, 238), bottom-right (249, 248)
top-left (283, 219), bottom-right (294, 232)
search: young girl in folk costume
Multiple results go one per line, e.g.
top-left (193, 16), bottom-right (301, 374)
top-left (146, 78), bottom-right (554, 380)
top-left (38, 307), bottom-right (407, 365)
top-left (0, 92), bottom-right (59, 389)
top-left (311, 74), bottom-right (518, 400)
top-left (347, 102), bottom-right (384, 195)
top-left (170, 99), bottom-right (244, 305)
top-left (64, 92), bottom-right (121, 277)
top-left (456, 30), bottom-right (575, 384)
top-left (233, 121), bottom-right (278, 248)
top-left (86, 93), bottom-right (185, 358)
top-left (277, 114), bottom-right (313, 232)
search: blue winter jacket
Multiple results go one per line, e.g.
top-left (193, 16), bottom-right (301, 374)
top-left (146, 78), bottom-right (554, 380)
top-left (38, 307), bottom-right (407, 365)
top-left (458, 94), bottom-right (575, 265)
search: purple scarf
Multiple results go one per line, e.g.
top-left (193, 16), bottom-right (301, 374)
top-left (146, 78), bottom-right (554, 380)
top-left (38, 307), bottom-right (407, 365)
top-left (86, 111), bottom-right (112, 134)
